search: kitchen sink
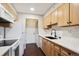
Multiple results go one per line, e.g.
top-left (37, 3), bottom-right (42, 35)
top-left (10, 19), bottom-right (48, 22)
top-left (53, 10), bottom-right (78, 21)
top-left (45, 36), bottom-right (57, 39)
top-left (0, 40), bottom-right (17, 47)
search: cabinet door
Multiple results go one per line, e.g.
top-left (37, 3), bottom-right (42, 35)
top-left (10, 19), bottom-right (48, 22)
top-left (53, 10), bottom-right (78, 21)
top-left (43, 17), bottom-right (48, 28)
top-left (42, 39), bottom-right (46, 54)
top-left (58, 4), bottom-right (69, 26)
top-left (61, 48), bottom-right (73, 56)
top-left (70, 3), bottom-right (79, 25)
top-left (61, 47), bottom-right (79, 56)
top-left (46, 40), bottom-right (51, 56)
top-left (46, 14), bottom-right (51, 25)
top-left (42, 39), bottom-right (49, 55)
top-left (55, 51), bottom-right (61, 56)
top-left (42, 39), bottom-right (52, 56)
top-left (54, 44), bottom-right (61, 56)
top-left (51, 43), bottom-right (55, 56)
top-left (51, 10), bottom-right (58, 24)
top-left (43, 14), bottom-right (51, 28)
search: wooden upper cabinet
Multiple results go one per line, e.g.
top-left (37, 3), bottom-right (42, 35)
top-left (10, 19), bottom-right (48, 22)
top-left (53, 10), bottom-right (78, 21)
top-left (43, 3), bottom-right (79, 28)
top-left (46, 14), bottom-right (51, 25)
top-left (43, 17), bottom-right (48, 28)
top-left (43, 14), bottom-right (51, 28)
top-left (1, 3), bottom-right (18, 20)
top-left (57, 3), bottom-right (69, 26)
top-left (70, 4), bottom-right (79, 25)
top-left (51, 10), bottom-right (58, 24)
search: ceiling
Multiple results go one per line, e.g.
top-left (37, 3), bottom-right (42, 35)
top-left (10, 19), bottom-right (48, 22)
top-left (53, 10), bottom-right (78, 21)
top-left (12, 3), bottom-right (54, 16)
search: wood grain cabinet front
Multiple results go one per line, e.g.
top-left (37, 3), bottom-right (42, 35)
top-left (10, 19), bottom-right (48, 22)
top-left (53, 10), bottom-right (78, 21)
top-left (61, 47), bottom-right (79, 56)
top-left (57, 3), bottom-right (69, 26)
top-left (46, 40), bottom-right (51, 56)
top-left (51, 10), bottom-right (58, 25)
top-left (50, 43), bottom-right (55, 56)
top-left (54, 44), bottom-right (61, 56)
top-left (61, 48), bottom-right (72, 56)
top-left (42, 39), bottom-right (46, 54)
top-left (57, 3), bottom-right (79, 26)
top-left (41, 38), bottom-right (79, 56)
top-left (43, 13), bottom-right (52, 29)
top-left (70, 3), bottom-right (79, 26)
top-left (43, 17), bottom-right (48, 29)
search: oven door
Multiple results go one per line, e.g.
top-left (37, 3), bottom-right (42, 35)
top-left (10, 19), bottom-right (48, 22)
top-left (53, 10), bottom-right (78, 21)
top-left (11, 40), bottom-right (20, 56)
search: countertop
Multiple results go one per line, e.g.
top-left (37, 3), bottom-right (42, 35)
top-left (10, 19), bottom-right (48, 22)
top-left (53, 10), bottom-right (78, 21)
top-left (0, 46), bottom-right (11, 56)
top-left (39, 34), bottom-right (79, 54)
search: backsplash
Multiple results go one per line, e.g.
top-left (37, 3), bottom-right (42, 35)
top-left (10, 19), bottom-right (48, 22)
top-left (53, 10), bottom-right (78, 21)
top-left (59, 26), bottom-right (79, 38)
top-left (0, 27), bottom-right (4, 38)
top-left (40, 26), bottom-right (79, 39)
top-left (0, 26), bottom-right (12, 39)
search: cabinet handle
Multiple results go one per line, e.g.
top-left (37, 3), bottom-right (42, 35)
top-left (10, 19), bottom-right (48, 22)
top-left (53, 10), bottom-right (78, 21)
top-left (58, 53), bottom-right (60, 56)
top-left (67, 21), bottom-right (72, 24)
top-left (68, 53), bottom-right (71, 55)
top-left (69, 21), bottom-right (72, 24)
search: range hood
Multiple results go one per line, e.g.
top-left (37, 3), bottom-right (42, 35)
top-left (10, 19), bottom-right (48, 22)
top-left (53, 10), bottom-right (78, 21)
top-left (0, 4), bottom-right (14, 23)
top-left (0, 17), bottom-right (11, 23)
top-left (0, 11), bottom-right (14, 23)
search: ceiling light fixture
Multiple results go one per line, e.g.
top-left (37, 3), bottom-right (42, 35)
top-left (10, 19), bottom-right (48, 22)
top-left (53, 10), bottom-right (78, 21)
top-left (30, 8), bottom-right (35, 11)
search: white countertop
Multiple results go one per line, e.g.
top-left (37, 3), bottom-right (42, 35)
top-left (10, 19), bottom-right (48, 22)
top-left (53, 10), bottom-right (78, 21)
top-left (0, 46), bottom-right (11, 56)
top-left (39, 34), bottom-right (79, 54)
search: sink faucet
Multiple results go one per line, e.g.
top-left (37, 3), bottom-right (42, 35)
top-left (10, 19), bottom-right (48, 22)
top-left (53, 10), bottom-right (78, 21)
top-left (51, 29), bottom-right (57, 38)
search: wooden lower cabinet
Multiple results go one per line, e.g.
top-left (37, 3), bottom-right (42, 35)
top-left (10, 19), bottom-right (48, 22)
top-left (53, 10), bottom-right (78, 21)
top-left (61, 47), bottom-right (79, 56)
top-left (46, 40), bottom-right (51, 56)
top-left (42, 38), bottom-right (79, 56)
top-left (50, 43), bottom-right (55, 56)
top-left (54, 44), bottom-right (61, 56)
top-left (42, 39), bottom-right (51, 56)
top-left (61, 48), bottom-right (72, 56)
top-left (55, 51), bottom-right (61, 56)
top-left (42, 39), bottom-right (46, 54)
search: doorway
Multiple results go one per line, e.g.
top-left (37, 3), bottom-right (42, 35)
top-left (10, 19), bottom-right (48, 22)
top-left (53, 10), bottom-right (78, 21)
top-left (25, 18), bottom-right (38, 44)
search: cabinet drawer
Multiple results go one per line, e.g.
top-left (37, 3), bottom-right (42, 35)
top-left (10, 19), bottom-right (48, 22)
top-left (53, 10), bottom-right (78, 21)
top-left (71, 53), bottom-right (79, 56)
top-left (55, 44), bottom-right (61, 52)
top-left (55, 51), bottom-right (61, 56)
top-left (61, 48), bottom-right (72, 56)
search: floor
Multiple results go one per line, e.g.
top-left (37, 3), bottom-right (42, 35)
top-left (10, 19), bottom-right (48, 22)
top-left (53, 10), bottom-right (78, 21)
top-left (23, 43), bottom-right (45, 56)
